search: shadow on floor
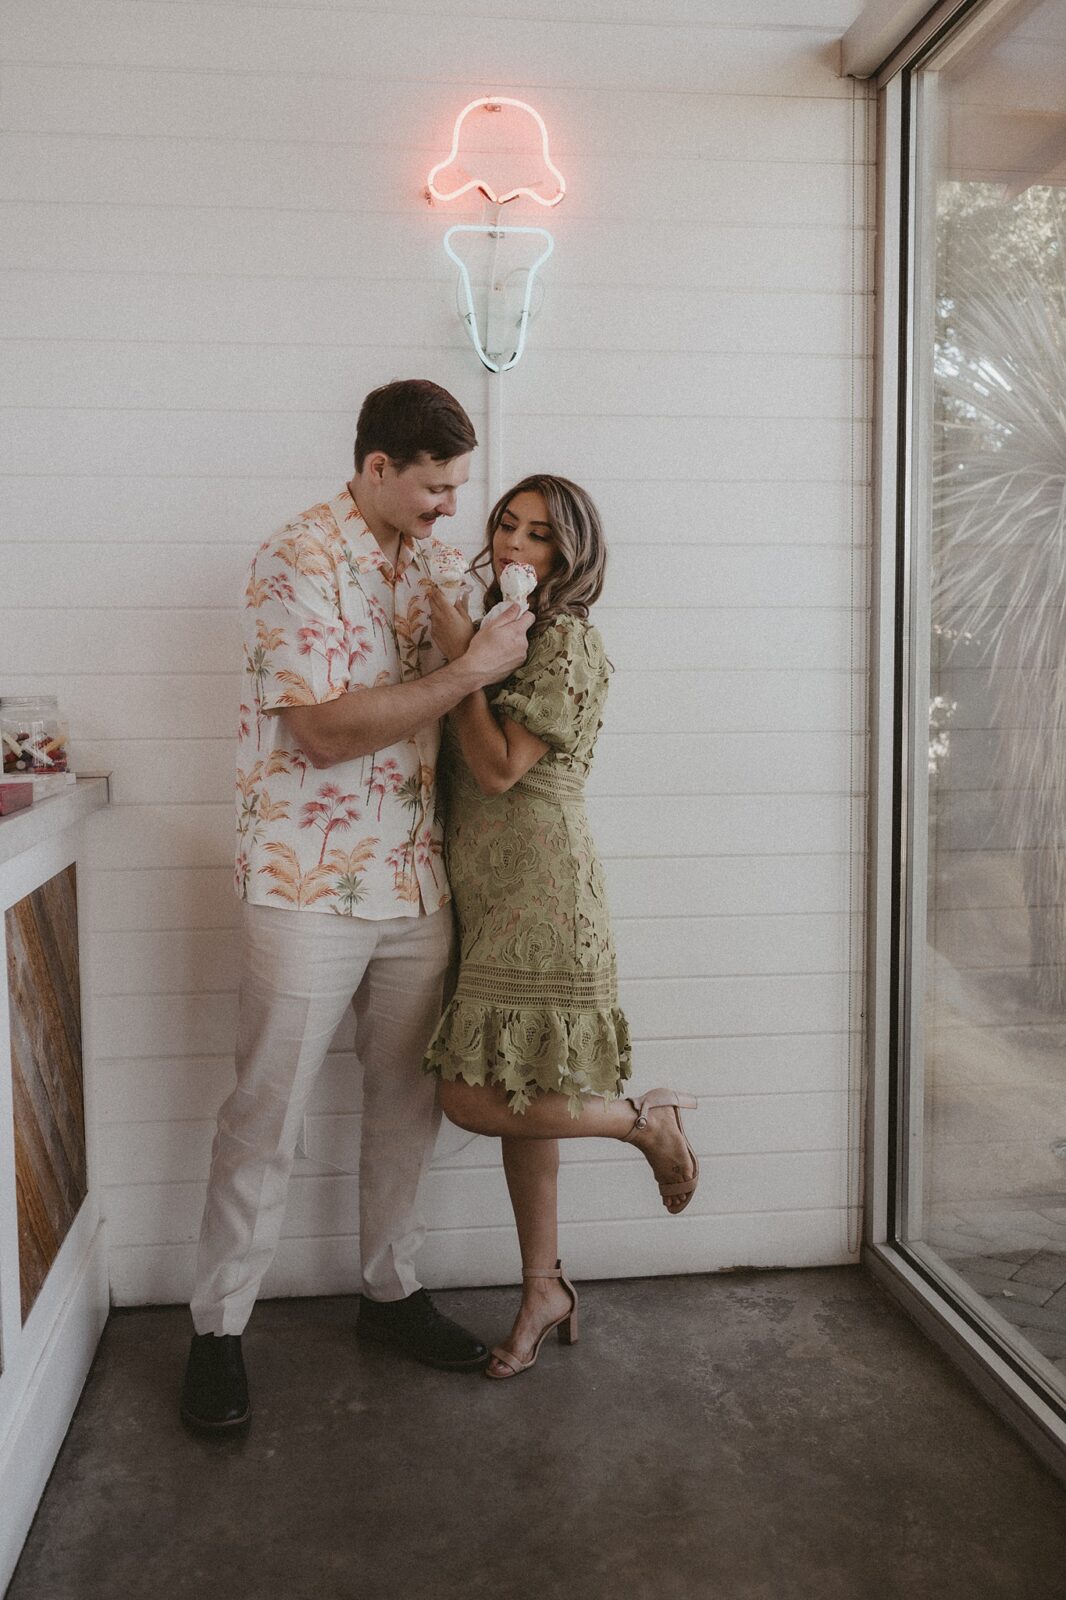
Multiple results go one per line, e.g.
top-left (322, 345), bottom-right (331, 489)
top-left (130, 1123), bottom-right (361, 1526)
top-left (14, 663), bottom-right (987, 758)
top-left (8, 1266), bottom-right (1066, 1600)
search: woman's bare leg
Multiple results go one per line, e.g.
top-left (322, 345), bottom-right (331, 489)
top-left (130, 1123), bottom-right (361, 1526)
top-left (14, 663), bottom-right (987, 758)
top-left (504, 1134), bottom-right (560, 1265)
top-left (485, 1137), bottom-right (572, 1376)
top-left (438, 1078), bottom-right (696, 1214)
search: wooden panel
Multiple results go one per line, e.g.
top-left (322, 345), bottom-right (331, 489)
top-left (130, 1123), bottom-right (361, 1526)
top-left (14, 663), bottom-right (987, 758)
top-left (0, 66), bottom-right (856, 156)
top-left (76, 794), bottom-right (856, 870)
top-left (6, 865), bottom-right (87, 1322)
top-left (0, 135), bottom-right (856, 226)
top-left (0, 0), bottom-right (868, 1294)
top-left (0, 477), bottom-right (857, 548)
top-left (49, 729), bottom-right (860, 807)
top-left (85, 851), bottom-right (853, 933)
top-left (0, 541), bottom-right (862, 612)
top-left (106, 1204), bottom-right (858, 1308)
top-left (0, 203), bottom-right (856, 294)
top-left (0, 406), bottom-right (858, 483)
top-left (1, 273), bottom-right (858, 354)
top-left (90, 1034), bottom-right (850, 1128)
top-left (0, 669), bottom-right (860, 743)
top-left (0, 342), bottom-right (865, 422)
top-left (88, 912), bottom-right (852, 995)
top-left (3, 6), bottom-right (851, 97)
top-left (90, 968), bottom-right (852, 1062)
top-left (103, 1117), bottom-right (853, 1246)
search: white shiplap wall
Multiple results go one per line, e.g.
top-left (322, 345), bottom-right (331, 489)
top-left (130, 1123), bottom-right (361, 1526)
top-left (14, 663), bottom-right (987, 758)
top-left (1, 0), bottom-right (870, 1304)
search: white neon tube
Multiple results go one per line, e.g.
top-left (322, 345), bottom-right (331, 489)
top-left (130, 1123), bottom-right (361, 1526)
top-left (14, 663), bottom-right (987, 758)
top-left (443, 224), bottom-right (555, 374)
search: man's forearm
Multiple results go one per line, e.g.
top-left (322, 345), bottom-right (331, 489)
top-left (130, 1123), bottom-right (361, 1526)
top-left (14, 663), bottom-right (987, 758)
top-left (282, 656), bottom-right (486, 767)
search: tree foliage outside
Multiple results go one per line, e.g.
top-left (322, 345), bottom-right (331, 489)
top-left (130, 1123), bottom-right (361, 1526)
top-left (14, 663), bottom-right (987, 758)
top-left (931, 178), bottom-right (1066, 1005)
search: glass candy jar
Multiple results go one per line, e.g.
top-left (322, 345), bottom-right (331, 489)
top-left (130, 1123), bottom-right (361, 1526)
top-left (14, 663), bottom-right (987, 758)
top-left (1, 695), bottom-right (70, 774)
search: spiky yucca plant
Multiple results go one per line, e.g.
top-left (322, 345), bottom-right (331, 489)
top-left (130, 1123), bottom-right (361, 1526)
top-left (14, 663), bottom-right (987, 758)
top-left (932, 187), bottom-right (1066, 1006)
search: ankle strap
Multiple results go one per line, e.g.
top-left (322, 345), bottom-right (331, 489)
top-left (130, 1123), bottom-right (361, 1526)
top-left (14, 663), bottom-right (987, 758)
top-left (522, 1260), bottom-right (563, 1279)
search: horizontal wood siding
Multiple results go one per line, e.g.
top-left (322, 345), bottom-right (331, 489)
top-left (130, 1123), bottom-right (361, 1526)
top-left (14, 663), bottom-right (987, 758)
top-left (1, 0), bottom-right (869, 1302)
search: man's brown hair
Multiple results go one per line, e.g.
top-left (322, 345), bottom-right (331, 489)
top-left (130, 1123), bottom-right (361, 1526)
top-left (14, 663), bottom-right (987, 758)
top-left (354, 379), bottom-right (477, 471)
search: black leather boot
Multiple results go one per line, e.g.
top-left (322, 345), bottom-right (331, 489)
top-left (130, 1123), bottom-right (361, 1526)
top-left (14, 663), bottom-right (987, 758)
top-left (356, 1289), bottom-right (488, 1371)
top-left (180, 1332), bottom-right (251, 1431)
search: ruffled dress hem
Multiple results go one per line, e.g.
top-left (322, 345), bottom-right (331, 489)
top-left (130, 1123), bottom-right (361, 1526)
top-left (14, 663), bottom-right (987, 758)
top-left (423, 997), bottom-right (632, 1116)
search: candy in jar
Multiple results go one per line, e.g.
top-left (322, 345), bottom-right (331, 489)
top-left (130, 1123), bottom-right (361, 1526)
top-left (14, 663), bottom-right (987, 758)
top-left (1, 695), bottom-right (69, 773)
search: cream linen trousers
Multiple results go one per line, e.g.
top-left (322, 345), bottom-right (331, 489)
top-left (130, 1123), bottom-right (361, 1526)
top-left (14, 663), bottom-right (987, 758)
top-left (190, 900), bottom-right (454, 1335)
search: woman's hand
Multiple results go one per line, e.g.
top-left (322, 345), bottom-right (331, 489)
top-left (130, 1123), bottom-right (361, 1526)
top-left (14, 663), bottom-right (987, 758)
top-left (428, 585), bottom-right (477, 661)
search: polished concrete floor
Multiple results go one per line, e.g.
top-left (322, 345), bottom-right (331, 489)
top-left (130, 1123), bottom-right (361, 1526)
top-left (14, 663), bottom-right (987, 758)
top-left (9, 1267), bottom-right (1066, 1600)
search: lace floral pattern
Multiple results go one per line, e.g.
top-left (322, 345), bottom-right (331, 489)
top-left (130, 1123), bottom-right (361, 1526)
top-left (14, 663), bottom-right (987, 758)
top-left (423, 615), bottom-right (632, 1113)
top-left (425, 999), bottom-right (631, 1115)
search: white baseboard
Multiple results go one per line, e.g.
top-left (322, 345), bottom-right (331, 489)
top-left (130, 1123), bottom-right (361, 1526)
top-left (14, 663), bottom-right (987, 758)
top-left (108, 1209), bottom-right (859, 1306)
top-left (0, 1223), bottom-right (109, 1595)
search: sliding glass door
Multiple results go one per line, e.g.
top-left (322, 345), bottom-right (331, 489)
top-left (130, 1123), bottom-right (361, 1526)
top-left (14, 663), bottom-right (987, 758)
top-left (893, 0), bottom-right (1066, 1405)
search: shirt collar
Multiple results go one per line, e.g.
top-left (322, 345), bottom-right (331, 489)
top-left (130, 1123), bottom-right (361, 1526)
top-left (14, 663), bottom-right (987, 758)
top-left (332, 485), bottom-right (416, 584)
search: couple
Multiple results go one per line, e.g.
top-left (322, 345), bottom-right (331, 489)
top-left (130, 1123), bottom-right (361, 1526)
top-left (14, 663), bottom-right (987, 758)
top-left (181, 379), bottom-right (699, 1429)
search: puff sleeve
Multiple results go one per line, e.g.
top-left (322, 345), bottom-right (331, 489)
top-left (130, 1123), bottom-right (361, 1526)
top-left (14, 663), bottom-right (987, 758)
top-left (490, 615), bottom-right (607, 754)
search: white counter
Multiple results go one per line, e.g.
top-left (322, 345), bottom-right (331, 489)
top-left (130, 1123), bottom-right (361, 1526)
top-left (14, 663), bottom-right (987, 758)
top-left (0, 773), bottom-right (110, 1592)
top-left (0, 775), bottom-right (110, 872)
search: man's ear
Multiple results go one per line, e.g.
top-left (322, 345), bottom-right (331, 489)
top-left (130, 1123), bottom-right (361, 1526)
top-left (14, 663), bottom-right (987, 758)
top-left (364, 451), bottom-right (389, 483)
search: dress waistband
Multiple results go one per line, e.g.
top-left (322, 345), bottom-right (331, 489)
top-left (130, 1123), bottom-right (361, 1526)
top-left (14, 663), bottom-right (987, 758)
top-left (514, 765), bottom-right (586, 802)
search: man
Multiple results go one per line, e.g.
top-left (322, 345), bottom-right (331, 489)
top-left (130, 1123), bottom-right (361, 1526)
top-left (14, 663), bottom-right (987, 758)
top-left (181, 379), bottom-right (532, 1430)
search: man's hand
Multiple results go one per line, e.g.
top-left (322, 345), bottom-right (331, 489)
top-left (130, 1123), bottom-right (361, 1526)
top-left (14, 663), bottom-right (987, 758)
top-left (428, 586), bottom-right (476, 661)
top-left (463, 603), bottom-right (533, 686)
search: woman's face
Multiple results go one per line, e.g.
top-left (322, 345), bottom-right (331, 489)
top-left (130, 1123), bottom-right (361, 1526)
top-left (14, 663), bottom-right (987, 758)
top-left (491, 489), bottom-right (559, 589)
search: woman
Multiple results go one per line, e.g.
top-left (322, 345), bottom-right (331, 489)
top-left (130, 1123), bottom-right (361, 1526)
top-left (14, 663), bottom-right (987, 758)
top-left (424, 475), bottom-right (698, 1380)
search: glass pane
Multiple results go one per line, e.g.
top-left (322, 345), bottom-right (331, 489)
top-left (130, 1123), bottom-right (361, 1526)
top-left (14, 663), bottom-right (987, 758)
top-left (916, 0), bottom-right (1066, 1395)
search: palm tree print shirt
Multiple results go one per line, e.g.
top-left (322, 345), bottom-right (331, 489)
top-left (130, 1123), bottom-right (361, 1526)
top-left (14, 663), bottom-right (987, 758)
top-left (235, 487), bottom-right (460, 918)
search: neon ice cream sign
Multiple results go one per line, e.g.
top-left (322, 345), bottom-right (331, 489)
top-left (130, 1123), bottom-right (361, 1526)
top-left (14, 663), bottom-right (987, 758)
top-left (427, 98), bottom-right (565, 372)
top-left (427, 97), bottom-right (567, 209)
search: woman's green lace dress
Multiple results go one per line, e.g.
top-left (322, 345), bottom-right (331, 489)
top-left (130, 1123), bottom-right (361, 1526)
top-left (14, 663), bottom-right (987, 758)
top-left (423, 613), bottom-right (632, 1113)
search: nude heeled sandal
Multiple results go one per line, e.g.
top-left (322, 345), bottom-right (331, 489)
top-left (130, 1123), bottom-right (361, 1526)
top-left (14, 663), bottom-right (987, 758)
top-left (623, 1088), bottom-right (700, 1214)
top-left (485, 1261), bottom-right (578, 1380)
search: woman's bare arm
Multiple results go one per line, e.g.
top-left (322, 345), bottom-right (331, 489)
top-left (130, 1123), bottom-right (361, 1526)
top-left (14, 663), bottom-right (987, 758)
top-left (448, 691), bottom-right (549, 795)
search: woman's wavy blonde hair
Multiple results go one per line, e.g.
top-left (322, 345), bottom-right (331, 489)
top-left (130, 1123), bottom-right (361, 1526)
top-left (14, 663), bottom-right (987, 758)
top-left (472, 474), bottom-right (607, 638)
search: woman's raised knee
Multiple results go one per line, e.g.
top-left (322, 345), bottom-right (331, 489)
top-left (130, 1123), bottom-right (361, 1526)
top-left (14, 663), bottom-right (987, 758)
top-left (438, 1080), bottom-right (481, 1132)
top-left (439, 1079), bottom-right (505, 1134)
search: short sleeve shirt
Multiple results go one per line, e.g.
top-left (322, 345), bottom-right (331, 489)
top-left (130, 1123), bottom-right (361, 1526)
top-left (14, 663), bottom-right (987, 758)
top-left (235, 486), bottom-right (462, 919)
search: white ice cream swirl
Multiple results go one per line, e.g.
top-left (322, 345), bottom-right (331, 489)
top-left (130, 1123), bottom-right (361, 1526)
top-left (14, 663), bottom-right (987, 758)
top-left (482, 559), bottom-right (539, 625)
top-left (499, 561), bottom-right (538, 607)
top-left (426, 545), bottom-right (468, 595)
